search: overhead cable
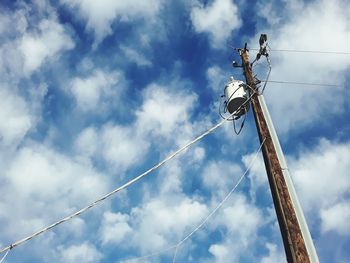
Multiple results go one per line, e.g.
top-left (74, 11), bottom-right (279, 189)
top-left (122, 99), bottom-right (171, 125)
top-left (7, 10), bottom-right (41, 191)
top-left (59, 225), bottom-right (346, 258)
top-left (249, 48), bottom-right (350, 55)
top-left (0, 249), bottom-right (9, 263)
top-left (260, 80), bottom-right (341, 87)
top-left (126, 138), bottom-right (266, 262)
top-left (0, 115), bottom-right (231, 255)
top-left (260, 60), bottom-right (271, 93)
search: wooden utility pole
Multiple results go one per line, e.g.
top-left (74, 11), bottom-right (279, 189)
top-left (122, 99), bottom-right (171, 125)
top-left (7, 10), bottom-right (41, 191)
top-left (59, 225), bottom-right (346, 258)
top-left (238, 43), bottom-right (318, 262)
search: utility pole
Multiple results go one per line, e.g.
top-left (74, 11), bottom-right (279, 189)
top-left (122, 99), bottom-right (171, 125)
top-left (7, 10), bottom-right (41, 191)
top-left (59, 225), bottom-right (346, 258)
top-left (238, 42), bottom-right (319, 263)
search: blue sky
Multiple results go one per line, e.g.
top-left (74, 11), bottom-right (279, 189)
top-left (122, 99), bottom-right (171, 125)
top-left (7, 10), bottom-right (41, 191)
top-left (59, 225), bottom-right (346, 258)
top-left (0, 0), bottom-right (349, 262)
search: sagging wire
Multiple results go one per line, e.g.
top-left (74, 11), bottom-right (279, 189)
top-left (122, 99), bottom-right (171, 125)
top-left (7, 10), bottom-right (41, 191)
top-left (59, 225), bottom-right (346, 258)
top-left (232, 83), bottom-right (258, 135)
top-left (261, 58), bottom-right (271, 94)
top-left (172, 246), bottom-right (179, 263)
top-left (0, 249), bottom-right (10, 263)
top-left (260, 42), bottom-right (272, 94)
top-left (233, 110), bottom-right (247, 135)
top-left (249, 47), bottom-right (350, 55)
top-left (0, 114), bottom-right (233, 255)
top-left (125, 138), bottom-right (266, 263)
top-left (259, 80), bottom-right (340, 87)
top-left (219, 94), bottom-right (228, 120)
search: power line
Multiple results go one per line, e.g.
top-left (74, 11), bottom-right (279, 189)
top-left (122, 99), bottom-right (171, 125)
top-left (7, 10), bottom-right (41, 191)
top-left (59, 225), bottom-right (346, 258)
top-left (0, 116), bottom-right (229, 255)
top-left (0, 79), bottom-right (257, 257)
top-left (172, 137), bottom-right (265, 263)
top-left (261, 80), bottom-right (341, 87)
top-left (250, 48), bottom-right (350, 55)
top-left (125, 138), bottom-right (266, 263)
top-left (0, 250), bottom-right (9, 263)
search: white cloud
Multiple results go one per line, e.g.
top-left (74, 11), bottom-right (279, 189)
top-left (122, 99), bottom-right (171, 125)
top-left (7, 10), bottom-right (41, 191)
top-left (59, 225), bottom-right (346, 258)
top-left (0, 88), bottom-right (32, 147)
top-left (135, 83), bottom-right (197, 144)
top-left (0, 42), bottom-right (23, 81)
top-left (260, 243), bottom-right (285, 263)
top-left (75, 126), bottom-right (98, 158)
top-left (130, 197), bottom-right (208, 253)
top-left (256, 1), bottom-right (282, 26)
top-left (19, 18), bottom-right (74, 75)
top-left (206, 65), bottom-right (230, 93)
top-left (202, 160), bottom-right (242, 198)
top-left (101, 123), bottom-right (150, 173)
top-left (0, 9), bottom-right (27, 36)
top-left (243, 153), bottom-right (267, 201)
top-left (209, 244), bottom-right (229, 262)
top-left (290, 139), bottom-right (350, 213)
top-left (208, 193), bottom-right (263, 262)
top-left (73, 81), bottom-right (200, 174)
top-left (61, 0), bottom-right (163, 46)
top-left (63, 217), bottom-right (86, 239)
top-left (286, 137), bottom-right (350, 260)
top-left (1, 144), bottom-right (109, 238)
top-left (157, 160), bottom-right (184, 195)
top-left (191, 146), bottom-right (206, 164)
top-left (0, 1), bottom-right (349, 263)
top-left (7, 146), bottom-right (105, 201)
top-left (135, 82), bottom-right (212, 185)
top-left (120, 45), bottom-right (152, 67)
top-left (70, 69), bottom-right (124, 112)
top-left (60, 242), bottom-right (102, 263)
top-left (320, 202), bottom-right (350, 235)
top-left (75, 123), bottom-right (149, 174)
top-left (0, 80), bottom-right (48, 149)
top-left (153, 148), bottom-right (202, 196)
top-left (216, 194), bottom-right (262, 241)
top-left (0, 11), bottom-right (52, 150)
top-left (191, 0), bottom-right (241, 48)
top-left (99, 211), bottom-right (132, 245)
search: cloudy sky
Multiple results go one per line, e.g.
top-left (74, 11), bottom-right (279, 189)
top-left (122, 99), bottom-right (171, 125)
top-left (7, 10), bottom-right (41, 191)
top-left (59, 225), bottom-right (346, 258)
top-left (0, 0), bottom-right (349, 262)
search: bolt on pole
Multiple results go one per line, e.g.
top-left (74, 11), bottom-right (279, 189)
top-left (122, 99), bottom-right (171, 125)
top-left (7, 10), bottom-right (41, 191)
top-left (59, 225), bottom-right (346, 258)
top-left (239, 44), bottom-right (317, 262)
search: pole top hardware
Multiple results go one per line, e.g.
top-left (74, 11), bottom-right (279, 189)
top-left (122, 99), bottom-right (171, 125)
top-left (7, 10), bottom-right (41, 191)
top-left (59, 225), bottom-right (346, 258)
top-left (232, 61), bottom-right (242, 68)
top-left (251, 34), bottom-right (270, 66)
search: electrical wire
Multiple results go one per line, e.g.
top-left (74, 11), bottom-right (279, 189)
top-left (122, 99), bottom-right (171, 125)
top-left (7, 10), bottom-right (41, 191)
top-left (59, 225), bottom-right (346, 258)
top-left (230, 45), bottom-right (344, 89)
top-left (232, 83), bottom-right (257, 135)
top-left (172, 246), bottom-right (179, 263)
top-left (260, 51), bottom-right (272, 94)
top-left (125, 138), bottom-right (266, 262)
top-left (0, 249), bottom-right (10, 263)
top-left (233, 111), bottom-right (247, 135)
top-left (125, 246), bottom-right (177, 262)
top-left (248, 40), bottom-right (271, 94)
top-left (260, 80), bottom-right (341, 87)
top-left (0, 116), bottom-right (232, 255)
top-left (249, 48), bottom-right (350, 55)
top-left (218, 95), bottom-right (228, 120)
